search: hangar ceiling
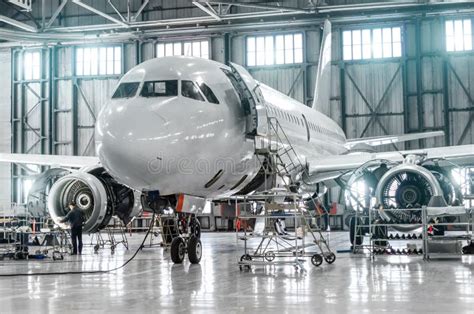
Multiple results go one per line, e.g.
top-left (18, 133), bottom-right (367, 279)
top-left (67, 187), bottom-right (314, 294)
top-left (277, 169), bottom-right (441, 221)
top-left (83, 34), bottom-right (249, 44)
top-left (0, 1), bottom-right (473, 43)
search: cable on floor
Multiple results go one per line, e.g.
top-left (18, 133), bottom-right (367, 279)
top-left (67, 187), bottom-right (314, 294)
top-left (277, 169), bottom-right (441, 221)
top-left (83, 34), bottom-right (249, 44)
top-left (0, 213), bottom-right (156, 277)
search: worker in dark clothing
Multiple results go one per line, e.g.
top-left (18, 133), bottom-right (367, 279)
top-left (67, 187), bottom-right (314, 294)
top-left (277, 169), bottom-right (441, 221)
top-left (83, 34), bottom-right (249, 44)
top-left (60, 202), bottom-right (85, 255)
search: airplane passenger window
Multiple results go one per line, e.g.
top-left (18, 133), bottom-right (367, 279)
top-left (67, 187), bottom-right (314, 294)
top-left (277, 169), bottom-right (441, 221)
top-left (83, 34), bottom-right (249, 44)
top-left (112, 82), bottom-right (140, 99)
top-left (182, 80), bottom-right (205, 101)
top-left (141, 80), bottom-right (178, 97)
top-left (198, 82), bottom-right (219, 104)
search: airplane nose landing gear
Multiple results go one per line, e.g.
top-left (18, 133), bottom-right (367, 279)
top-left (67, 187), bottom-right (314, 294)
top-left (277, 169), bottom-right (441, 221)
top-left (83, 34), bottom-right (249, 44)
top-left (170, 235), bottom-right (202, 264)
top-left (168, 214), bottom-right (202, 264)
top-left (142, 193), bottom-right (204, 264)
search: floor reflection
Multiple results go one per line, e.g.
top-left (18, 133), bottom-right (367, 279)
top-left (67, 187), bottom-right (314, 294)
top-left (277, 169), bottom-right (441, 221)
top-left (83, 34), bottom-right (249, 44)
top-left (0, 232), bottom-right (472, 313)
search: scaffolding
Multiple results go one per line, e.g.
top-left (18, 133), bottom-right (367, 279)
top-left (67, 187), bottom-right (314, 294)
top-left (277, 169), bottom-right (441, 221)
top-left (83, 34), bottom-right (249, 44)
top-left (234, 117), bottom-right (335, 271)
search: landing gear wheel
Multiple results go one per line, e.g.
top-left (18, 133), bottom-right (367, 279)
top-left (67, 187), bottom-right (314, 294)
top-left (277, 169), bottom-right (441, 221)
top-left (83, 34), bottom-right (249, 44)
top-left (311, 254), bottom-right (323, 266)
top-left (94, 244), bottom-right (100, 253)
top-left (240, 254), bottom-right (252, 271)
top-left (264, 251), bottom-right (275, 262)
top-left (188, 236), bottom-right (202, 264)
top-left (324, 252), bottom-right (336, 264)
top-left (191, 219), bottom-right (201, 239)
top-left (170, 237), bottom-right (186, 264)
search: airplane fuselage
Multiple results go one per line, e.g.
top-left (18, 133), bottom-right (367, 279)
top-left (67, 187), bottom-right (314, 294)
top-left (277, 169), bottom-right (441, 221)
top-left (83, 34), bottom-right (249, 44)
top-left (96, 56), bottom-right (347, 198)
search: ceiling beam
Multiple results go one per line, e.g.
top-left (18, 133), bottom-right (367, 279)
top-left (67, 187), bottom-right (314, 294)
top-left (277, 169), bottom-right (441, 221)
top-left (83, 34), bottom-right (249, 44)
top-left (193, 2), bottom-right (222, 21)
top-left (0, 15), bottom-right (37, 32)
top-left (45, 0), bottom-right (69, 29)
top-left (71, 0), bottom-right (128, 28)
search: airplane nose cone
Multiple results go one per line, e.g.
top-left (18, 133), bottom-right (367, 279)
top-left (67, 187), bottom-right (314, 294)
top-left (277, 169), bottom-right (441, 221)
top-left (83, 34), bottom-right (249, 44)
top-left (96, 102), bottom-right (168, 189)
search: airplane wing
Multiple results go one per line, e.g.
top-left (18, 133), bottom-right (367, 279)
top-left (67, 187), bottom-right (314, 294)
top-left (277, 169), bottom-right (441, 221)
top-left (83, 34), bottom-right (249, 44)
top-left (306, 144), bottom-right (474, 183)
top-left (0, 153), bottom-right (100, 169)
top-left (344, 131), bottom-right (445, 149)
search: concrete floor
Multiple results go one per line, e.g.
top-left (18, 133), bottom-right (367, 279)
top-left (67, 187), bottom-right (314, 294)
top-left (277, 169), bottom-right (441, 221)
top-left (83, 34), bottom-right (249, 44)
top-left (0, 231), bottom-right (473, 313)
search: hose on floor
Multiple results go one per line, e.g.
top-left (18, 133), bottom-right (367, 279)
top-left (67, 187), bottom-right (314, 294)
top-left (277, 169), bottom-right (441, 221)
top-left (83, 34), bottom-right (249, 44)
top-left (0, 213), bottom-right (157, 277)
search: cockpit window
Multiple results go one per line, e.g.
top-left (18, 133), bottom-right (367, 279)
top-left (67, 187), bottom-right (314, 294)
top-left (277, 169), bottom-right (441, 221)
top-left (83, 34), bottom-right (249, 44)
top-left (198, 82), bottom-right (219, 104)
top-left (140, 80), bottom-right (178, 97)
top-left (112, 82), bottom-right (140, 99)
top-left (182, 80), bottom-right (205, 101)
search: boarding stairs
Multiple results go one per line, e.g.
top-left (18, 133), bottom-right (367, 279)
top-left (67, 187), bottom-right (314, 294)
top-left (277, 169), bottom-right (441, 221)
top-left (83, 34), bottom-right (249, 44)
top-left (235, 117), bottom-right (335, 271)
top-left (255, 117), bottom-right (329, 222)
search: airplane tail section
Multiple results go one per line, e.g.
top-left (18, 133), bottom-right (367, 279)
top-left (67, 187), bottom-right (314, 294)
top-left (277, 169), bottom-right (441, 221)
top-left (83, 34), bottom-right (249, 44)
top-left (312, 19), bottom-right (332, 113)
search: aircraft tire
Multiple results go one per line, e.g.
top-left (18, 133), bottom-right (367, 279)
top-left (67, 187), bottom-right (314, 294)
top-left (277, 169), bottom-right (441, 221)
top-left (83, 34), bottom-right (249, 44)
top-left (188, 236), bottom-right (202, 264)
top-left (170, 237), bottom-right (186, 264)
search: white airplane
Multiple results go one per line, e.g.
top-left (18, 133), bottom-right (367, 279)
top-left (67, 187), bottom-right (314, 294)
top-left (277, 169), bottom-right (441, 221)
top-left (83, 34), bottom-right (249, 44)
top-left (1, 21), bottom-right (473, 263)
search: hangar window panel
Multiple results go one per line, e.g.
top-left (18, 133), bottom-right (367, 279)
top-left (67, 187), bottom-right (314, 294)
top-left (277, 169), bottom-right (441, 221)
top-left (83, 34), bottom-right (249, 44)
top-left (173, 43), bottom-right (181, 56)
top-left (446, 19), bottom-right (473, 52)
top-left (284, 34), bottom-right (294, 63)
top-left (183, 42), bottom-right (192, 56)
top-left (76, 46), bottom-right (122, 76)
top-left (200, 41), bottom-right (209, 59)
top-left (90, 48), bottom-right (98, 75)
top-left (352, 30), bottom-right (362, 60)
top-left (246, 33), bottom-right (303, 67)
top-left (99, 48), bottom-right (107, 75)
top-left (343, 26), bottom-right (402, 61)
top-left (372, 29), bottom-right (383, 59)
top-left (256, 36), bottom-right (265, 66)
top-left (156, 40), bottom-right (210, 59)
top-left (192, 41), bottom-right (201, 57)
top-left (164, 43), bottom-right (172, 56)
top-left (362, 29), bottom-right (371, 59)
top-left (392, 27), bottom-right (402, 57)
top-left (157, 44), bottom-right (165, 58)
top-left (382, 28), bottom-right (392, 58)
top-left (247, 37), bottom-right (256, 66)
top-left (294, 33), bottom-right (303, 63)
top-left (265, 36), bottom-right (274, 66)
top-left (23, 51), bottom-right (41, 80)
top-left (275, 35), bottom-right (285, 64)
top-left (342, 31), bottom-right (352, 60)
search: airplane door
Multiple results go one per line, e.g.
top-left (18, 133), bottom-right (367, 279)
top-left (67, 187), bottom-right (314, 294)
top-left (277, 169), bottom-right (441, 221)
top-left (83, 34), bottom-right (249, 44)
top-left (229, 62), bottom-right (268, 137)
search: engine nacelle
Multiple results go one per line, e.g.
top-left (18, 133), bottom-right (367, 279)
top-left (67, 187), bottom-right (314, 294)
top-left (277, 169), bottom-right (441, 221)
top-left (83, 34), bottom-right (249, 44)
top-left (48, 168), bottom-right (141, 233)
top-left (375, 163), bottom-right (444, 209)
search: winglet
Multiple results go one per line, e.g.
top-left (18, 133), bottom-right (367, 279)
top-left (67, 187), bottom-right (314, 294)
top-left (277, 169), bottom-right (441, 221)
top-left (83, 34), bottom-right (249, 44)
top-left (312, 19), bottom-right (332, 112)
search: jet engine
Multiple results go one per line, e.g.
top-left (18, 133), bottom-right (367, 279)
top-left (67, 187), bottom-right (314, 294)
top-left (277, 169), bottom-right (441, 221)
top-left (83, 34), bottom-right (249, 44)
top-left (374, 162), bottom-right (461, 226)
top-left (376, 163), bottom-right (461, 207)
top-left (345, 156), bottom-right (463, 239)
top-left (48, 167), bottom-right (141, 233)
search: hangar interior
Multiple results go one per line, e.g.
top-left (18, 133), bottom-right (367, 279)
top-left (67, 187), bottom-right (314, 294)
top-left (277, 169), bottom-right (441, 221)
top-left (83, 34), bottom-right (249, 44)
top-left (0, 0), bottom-right (473, 313)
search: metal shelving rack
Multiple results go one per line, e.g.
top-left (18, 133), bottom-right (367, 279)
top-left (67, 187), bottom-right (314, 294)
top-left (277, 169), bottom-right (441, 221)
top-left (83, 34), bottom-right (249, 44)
top-left (422, 205), bottom-right (473, 259)
top-left (352, 205), bottom-right (473, 260)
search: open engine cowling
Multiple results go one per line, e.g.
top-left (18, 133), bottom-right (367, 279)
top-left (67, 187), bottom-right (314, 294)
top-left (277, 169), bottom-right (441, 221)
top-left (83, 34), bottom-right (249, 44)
top-left (375, 163), bottom-right (444, 209)
top-left (48, 168), bottom-right (141, 234)
top-left (374, 163), bottom-right (461, 229)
